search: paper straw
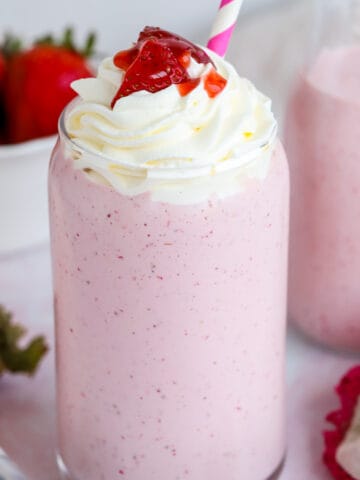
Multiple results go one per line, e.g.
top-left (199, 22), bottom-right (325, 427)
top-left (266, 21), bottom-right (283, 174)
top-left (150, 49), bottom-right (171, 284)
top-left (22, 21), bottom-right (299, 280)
top-left (207, 0), bottom-right (244, 57)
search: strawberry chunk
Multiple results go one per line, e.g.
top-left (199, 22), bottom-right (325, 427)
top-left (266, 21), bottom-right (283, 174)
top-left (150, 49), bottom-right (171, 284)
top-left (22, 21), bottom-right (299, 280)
top-left (111, 26), bottom-right (227, 106)
top-left (113, 46), bottom-right (139, 71)
top-left (178, 51), bottom-right (191, 69)
top-left (138, 27), bottom-right (213, 66)
top-left (204, 68), bottom-right (227, 98)
top-left (177, 78), bottom-right (200, 97)
top-left (112, 39), bottom-right (189, 106)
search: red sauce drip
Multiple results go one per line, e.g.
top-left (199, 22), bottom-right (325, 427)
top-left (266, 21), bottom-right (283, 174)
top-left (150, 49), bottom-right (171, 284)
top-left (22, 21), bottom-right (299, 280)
top-left (177, 78), bottom-right (201, 96)
top-left (204, 68), bottom-right (227, 98)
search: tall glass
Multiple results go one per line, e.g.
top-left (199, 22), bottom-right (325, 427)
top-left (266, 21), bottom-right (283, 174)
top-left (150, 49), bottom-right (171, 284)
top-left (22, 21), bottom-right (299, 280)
top-left (49, 106), bottom-right (289, 480)
top-left (286, 0), bottom-right (360, 350)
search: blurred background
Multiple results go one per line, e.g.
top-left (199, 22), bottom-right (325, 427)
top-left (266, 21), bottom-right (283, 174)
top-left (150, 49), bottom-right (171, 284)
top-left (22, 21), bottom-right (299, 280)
top-left (1, 0), bottom-right (304, 48)
top-left (0, 0), bottom-right (313, 123)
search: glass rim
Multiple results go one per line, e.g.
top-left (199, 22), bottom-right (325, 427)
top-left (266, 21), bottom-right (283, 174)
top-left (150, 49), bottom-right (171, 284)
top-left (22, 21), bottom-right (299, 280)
top-left (58, 98), bottom-right (278, 180)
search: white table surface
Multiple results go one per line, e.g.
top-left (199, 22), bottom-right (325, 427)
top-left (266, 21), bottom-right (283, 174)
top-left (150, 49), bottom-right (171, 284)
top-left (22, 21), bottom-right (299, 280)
top-left (0, 242), bottom-right (358, 480)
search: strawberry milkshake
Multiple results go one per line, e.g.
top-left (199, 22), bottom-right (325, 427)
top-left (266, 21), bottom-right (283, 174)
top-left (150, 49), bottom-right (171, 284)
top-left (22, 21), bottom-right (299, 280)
top-left (49, 27), bottom-right (289, 480)
top-left (286, 46), bottom-right (360, 350)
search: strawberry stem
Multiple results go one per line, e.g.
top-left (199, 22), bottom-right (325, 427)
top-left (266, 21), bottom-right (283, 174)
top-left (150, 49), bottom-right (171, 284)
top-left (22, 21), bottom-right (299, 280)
top-left (35, 34), bottom-right (54, 46)
top-left (34, 27), bottom-right (96, 58)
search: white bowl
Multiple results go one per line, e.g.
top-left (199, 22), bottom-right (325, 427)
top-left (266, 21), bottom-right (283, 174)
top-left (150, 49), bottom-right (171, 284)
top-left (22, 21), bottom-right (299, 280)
top-left (0, 135), bottom-right (57, 256)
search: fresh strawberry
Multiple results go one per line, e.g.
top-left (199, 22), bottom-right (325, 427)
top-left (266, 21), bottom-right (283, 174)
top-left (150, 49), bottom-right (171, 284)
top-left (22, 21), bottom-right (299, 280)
top-left (0, 51), bottom-right (5, 91)
top-left (112, 26), bottom-right (225, 106)
top-left (0, 51), bottom-right (6, 143)
top-left (4, 28), bottom-right (95, 144)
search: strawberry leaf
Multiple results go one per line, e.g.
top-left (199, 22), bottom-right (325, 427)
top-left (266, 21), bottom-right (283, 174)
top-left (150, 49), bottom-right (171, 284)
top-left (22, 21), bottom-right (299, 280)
top-left (0, 305), bottom-right (48, 376)
top-left (82, 32), bottom-right (96, 58)
top-left (34, 34), bottom-right (55, 46)
top-left (62, 27), bottom-right (75, 51)
top-left (34, 26), bottom-right (96, 58)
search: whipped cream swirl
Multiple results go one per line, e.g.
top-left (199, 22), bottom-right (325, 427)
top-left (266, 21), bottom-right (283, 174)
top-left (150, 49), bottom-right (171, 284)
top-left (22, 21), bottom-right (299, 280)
top-left (65, 49), bottom-right (277, 203)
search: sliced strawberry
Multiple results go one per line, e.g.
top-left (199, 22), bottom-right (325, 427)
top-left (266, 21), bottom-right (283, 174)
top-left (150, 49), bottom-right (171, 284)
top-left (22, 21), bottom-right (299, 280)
top-left (112, 39), bottom-right (189, 106)
top-left (111, 26), bottom-right (227, 106)
top-left (178, 50), bottom-right (191, 69)
top-left (138, 27), bottom-right (213, 66)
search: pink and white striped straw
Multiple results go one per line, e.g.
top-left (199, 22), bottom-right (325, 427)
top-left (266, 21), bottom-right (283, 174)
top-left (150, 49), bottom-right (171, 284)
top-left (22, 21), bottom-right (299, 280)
top-left (207, 0), bottom-right (244, 57)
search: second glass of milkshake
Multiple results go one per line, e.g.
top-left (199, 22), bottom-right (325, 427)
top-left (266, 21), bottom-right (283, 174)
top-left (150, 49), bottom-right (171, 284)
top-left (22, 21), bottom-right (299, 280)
top-left (49, 27), bottom-right (289, 480)
top-left (286, 0), bottom-right (360, 350)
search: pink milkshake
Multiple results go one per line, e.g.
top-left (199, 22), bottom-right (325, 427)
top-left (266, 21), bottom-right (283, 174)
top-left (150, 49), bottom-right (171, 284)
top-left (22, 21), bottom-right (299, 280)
top-left (286, 46), bottom-right (360, 350)
top-left (49, 28), bottom-right (289, 480)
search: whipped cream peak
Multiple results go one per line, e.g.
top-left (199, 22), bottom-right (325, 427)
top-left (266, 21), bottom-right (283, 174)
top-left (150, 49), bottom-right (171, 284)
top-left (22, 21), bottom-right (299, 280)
top-left (66, 32), bottom-right (277, 204)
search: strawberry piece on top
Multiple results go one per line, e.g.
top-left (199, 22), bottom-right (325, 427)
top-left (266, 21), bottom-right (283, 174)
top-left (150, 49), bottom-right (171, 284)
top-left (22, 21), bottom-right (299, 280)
top-left (111, 26), bottom-right (226, 107)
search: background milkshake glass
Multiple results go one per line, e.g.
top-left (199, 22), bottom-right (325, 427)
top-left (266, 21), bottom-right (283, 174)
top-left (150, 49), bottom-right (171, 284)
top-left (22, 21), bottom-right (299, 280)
top-left (286, 0), bottom-right (360, 350)
top-left (49, 29), bottom-right (289, 480)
